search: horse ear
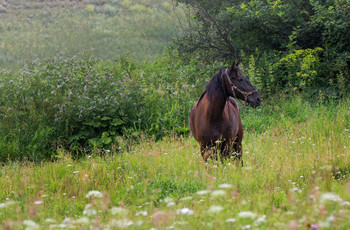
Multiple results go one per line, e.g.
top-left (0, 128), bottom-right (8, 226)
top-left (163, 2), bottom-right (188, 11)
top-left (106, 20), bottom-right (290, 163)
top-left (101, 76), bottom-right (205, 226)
top-left (228, 61), bottom-right (235, 72)
top-left (236, 59), bottom-right (241, 66)
top-left (228, 59), bottom-right (239, 72)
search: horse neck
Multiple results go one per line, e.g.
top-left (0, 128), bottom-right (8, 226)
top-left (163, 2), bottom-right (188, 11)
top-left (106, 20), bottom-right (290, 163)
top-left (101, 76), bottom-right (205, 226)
top-left (206, 89), bottom-right (228, 121)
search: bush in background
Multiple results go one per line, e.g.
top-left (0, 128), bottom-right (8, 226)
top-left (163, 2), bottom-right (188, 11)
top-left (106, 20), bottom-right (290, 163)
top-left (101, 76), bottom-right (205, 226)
top-left (0, 52), bottom-right (224, 161)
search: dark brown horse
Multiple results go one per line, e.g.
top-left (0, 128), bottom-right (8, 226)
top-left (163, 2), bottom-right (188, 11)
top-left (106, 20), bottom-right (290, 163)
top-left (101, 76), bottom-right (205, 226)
top-left (189, 62), bottom-right (260, 165)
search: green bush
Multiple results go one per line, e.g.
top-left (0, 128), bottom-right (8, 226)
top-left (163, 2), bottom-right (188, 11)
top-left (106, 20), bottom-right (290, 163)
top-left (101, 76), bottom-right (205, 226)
top-left (0, 52), bottom-right (225, 161)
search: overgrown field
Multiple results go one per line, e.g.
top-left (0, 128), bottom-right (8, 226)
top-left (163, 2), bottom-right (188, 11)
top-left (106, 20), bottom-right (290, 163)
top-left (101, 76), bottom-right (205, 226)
top-left (0, 0), bottom-right (185, 68)
top-left (1, 1), bottom-right (350, 229)
top-left (1, 96), bottom-right (350, 229)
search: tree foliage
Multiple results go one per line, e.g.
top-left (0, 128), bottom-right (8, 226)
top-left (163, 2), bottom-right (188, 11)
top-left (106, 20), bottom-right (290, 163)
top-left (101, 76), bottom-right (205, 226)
top-left (174, 0), bottom-right (350, 96)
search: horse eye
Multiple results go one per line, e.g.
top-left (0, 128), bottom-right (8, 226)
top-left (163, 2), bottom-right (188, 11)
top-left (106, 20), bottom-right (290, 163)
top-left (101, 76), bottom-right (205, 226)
top-left (239, 78), bottom-right (243, 81)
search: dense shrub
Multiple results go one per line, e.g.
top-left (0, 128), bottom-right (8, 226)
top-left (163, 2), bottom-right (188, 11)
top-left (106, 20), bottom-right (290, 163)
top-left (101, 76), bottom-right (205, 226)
top-left (0, 52), bottom-right (224, 161)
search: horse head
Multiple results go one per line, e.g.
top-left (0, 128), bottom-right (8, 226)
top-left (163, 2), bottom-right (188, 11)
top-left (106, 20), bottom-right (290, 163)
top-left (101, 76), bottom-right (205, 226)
top-left (224, 61), bottom-right (261, 108)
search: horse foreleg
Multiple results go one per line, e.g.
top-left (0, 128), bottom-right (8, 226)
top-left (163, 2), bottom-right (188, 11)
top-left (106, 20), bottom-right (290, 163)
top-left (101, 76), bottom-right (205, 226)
top-left (201, 145), bottom-right (215, 161)
top-left (234, 142), bottom-right (243, 167)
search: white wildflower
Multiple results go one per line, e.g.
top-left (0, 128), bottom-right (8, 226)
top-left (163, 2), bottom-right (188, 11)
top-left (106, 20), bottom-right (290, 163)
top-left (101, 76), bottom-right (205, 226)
top-left (176, 207), bottom-right (194, 215)
top-left (326, 215), bottom-right (335, 222)
top-left (211, 190), bottom-right (226, 197)
top-left (45, 218), bottom-right (55, 223)
top-left (73, 171), bottom-right (79, 174)
top-left (341, 201), bottom-right (350, 206)
top-left (207, 205), bottom-right (223, 214)
top-left (163, 197), bottom-right (173, 203)
top-left (180, 196), bottom-right (192, 201)
top-left (23, 220), bottom-right (40, 230)
top-left (110, 219), bottom-right (133, 228)
top-left (111, 207), bottom-right (128, 216)
top-left (167, 202), bottom-right (176, 207)
top-left (135, 220), bottom-right (143, 226)
top-left (74, 217), bottom-right (90, 225)
top-left (85, 190), bottom-right (103, 198)
top-left (238, 211), bottom-right (257, 219)
top-left (135, 210), bottom-right (148, 216)
top-left (242, 224), bottom-right (251, 229)
top-left (254, 215), bottom-right (266, 225)
top-left (218, 183), bottom-right (233, 189)
top-left (62, 217), bottom-right (72, 225)
top-left (319, 193), bottom-right (343, 203)
top-left (196, 190), bottom-right (210, 195)
top-left (0, 200), bottom-right (17, 209)
top-left (34, 200), bottom-right (43, 205)
top-left (83, 204), bottom-right (97, 216)
top-left (225, 218), bottom-right (236, 223)
top-left (318, 221), bottom-right (330, 228)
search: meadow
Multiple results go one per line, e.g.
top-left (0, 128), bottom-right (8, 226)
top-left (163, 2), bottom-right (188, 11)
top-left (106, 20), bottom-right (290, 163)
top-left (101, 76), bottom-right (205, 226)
top-left (1, 96), bottom-right (350, 229)
top-left (1, 0), bottom-right (350, 229)
top-left (0, 0), bottom-right (185, 68)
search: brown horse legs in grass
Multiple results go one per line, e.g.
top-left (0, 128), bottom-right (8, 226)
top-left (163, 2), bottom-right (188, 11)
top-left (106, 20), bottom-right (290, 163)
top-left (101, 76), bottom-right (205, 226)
top-left (200, 136), bottom-right (243, 166)
top-left (189, 62), bottom-right (260, 165)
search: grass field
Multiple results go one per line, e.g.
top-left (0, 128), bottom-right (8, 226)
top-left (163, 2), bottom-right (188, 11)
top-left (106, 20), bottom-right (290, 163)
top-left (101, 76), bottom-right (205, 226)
top-left (1, 96), bottom-right (349, 229)
top-left (0, 0), bottom-right (185, 68)
top-left (1, 1), bottom-right (350, 229)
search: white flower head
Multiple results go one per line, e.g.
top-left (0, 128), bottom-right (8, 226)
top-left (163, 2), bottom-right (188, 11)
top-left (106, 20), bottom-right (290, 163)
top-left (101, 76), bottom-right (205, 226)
top-left (211, 190), bottom-right (226, 197)
top-left (180, 196), bottom-right (192, 201)
top-left (254, 215), bottom-right (266, 225)
top-left (341, 201), bottom-right (350, 206)
top-left (167, 202), bottom-right (176, 207)
top-left (176, 207), bottom-right (194, 215)
top-left (196, 190), bottom-right (210, 195)
top-left (85, 190), bottom-right (103, 198)
top-left (74, 217), bottom-right (90, 225)
top-left (163, 197), bottom-right (173, 203)
top-left (319, 193), bottom-right (343, 203)
top-left (225, 218), bottom-right (236, 223)
top-left (111, 206), bottom-right (128, 216)
top-left (218, 183), bottom-right (233, 189)
top-left (83, 204), bottom-right (97, 216)
top-left (34, 200), bottom-right (43, 205)
top-left (207, 205), bottom-right (223, 214)
top-left (23, 220), bottom-right (40, 230)
top-left (238, 211), bottom-right (257, 219)
top-left (135, 210), bottom-right (148, 216)
top-left (110, 219), bottom-right (133, 228)
top-left (45, 218), bottom-right (55, 223)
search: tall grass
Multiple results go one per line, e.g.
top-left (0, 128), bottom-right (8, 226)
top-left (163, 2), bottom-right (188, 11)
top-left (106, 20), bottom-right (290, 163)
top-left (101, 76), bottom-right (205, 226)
top-left (0, 96), bottom-right (349, 229)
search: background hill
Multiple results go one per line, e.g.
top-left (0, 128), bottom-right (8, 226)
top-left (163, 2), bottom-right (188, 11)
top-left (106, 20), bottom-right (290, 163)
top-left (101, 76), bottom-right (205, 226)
top-left (0, 0), bottom-right (186, 68)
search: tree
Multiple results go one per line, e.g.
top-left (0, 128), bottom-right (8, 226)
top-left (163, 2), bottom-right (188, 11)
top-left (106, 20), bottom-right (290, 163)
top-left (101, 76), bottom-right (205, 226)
top-left (174, 0), bottom-right (350, 97)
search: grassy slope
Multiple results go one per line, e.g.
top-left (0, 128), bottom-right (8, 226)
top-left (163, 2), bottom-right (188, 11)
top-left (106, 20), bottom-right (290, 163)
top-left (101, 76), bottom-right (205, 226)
top-left (1, 96), bottom-right (349, 229)
top-left (0, 0), bottom-right (185, 68)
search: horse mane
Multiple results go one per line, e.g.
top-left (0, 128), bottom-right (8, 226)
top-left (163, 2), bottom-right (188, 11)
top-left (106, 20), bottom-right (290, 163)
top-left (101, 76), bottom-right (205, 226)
top-left (206, 68), bottom-right (226, 100)
top-left (196, 90), bottom-right (207, 105)
top-left (195, 68), bottom-right (227, 107)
